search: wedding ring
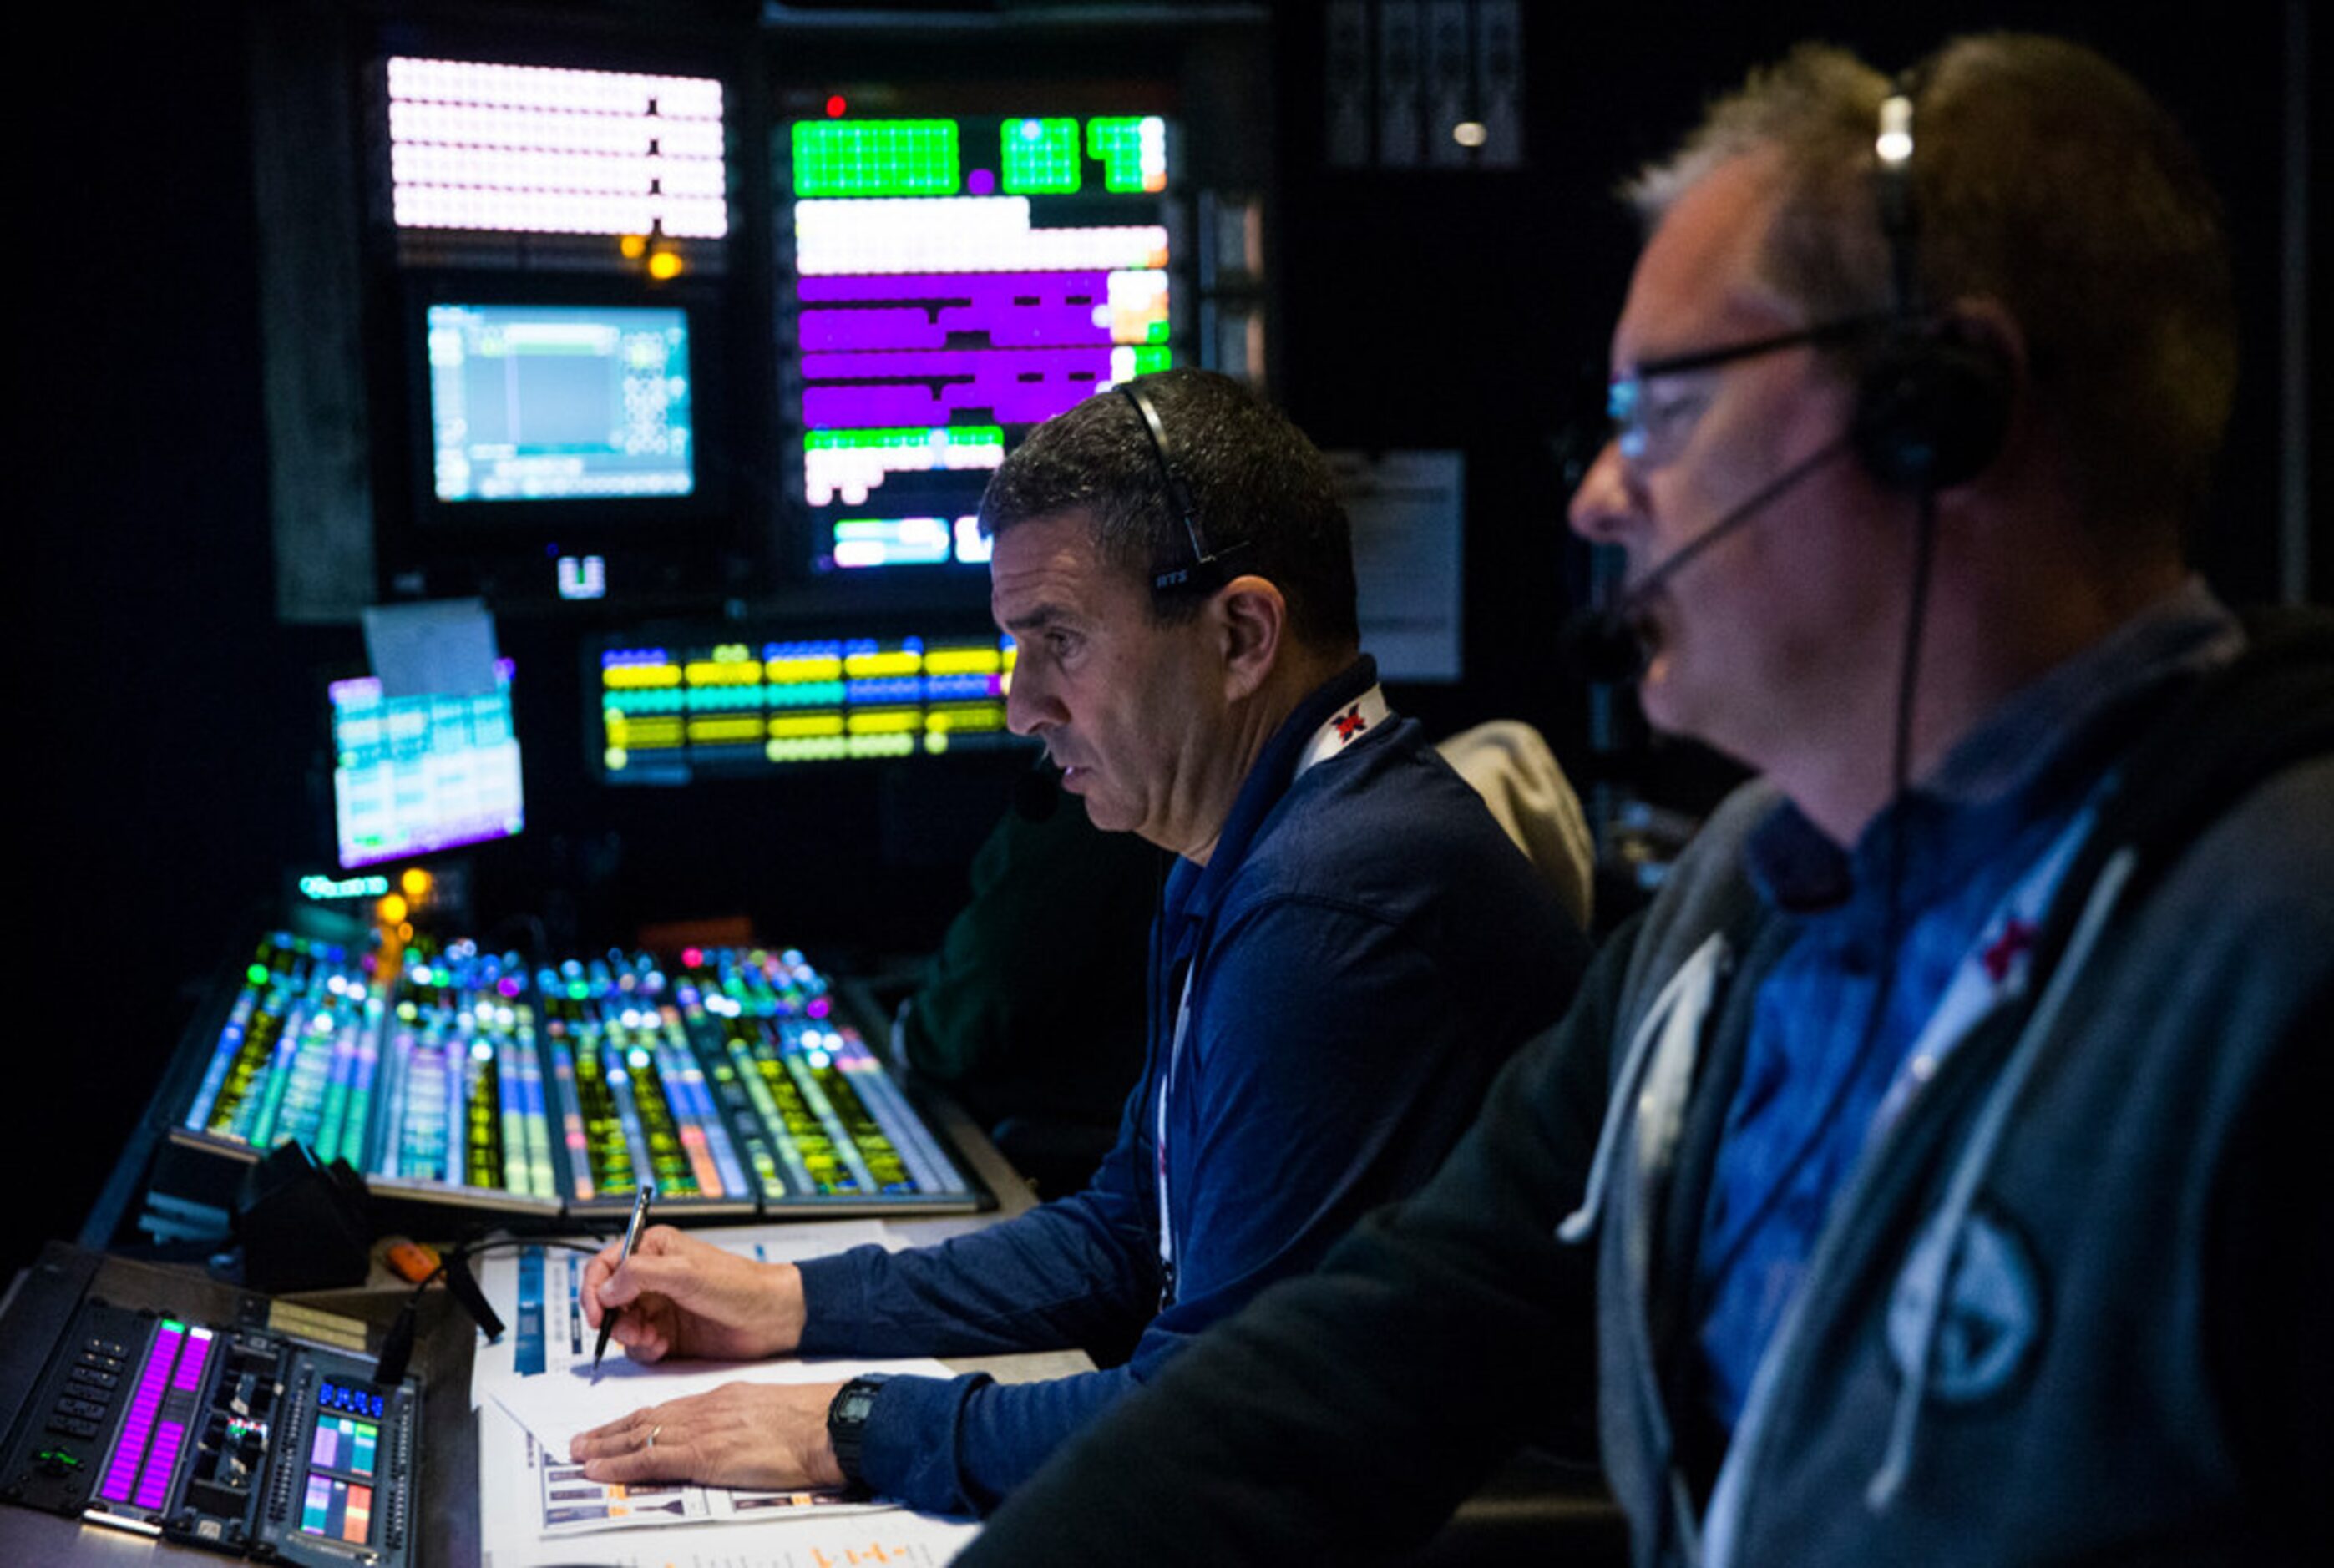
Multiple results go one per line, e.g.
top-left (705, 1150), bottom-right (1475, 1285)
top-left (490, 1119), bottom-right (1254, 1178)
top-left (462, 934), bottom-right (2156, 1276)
top-left (646, 1424), bottom-right (661, 1450)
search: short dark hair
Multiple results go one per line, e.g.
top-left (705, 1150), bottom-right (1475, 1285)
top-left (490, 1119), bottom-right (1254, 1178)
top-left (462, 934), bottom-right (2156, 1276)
top-left (1628, 34), bottom-right (2236, 545)
top-left (979, 367), bottom-right (1361, 649)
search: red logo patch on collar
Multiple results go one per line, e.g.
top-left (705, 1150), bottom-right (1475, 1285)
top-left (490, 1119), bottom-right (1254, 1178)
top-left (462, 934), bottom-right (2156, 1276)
top-left (1332, 705), bottom-right (1368, 742)
top-left (1980, 918), bottom-right (2037, 984)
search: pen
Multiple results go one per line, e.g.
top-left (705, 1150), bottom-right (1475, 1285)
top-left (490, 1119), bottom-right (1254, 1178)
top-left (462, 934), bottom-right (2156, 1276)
top-left (590, 1181), bottom-right (656, 1385)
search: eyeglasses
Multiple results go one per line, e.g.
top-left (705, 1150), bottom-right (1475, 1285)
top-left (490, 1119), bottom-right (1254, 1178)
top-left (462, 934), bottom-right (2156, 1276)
top-left (1605, 315), bottom-right (1886, 466)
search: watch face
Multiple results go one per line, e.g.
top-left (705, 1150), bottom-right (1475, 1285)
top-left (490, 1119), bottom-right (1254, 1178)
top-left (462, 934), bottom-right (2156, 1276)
top-left (828, 1376), bottom-right (888, 1486)
top-left (830, 1375), bottom-right (889, 1434)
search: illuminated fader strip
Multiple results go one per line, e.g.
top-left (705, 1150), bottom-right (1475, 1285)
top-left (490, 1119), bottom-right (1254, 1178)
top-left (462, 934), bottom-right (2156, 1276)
top-left (676, 946), bottom-right (971, 1201)
top-left (779, 1019), bottom-right (899, 1193)
top-left (833, 1026), bottom-right (964, 1194)
top-left (539, 961), bottom-right (638, 1201)
top-left (535, 953), bottom-right (750, 1202)
top-left (184, 934), bottom-right (379, 1147)
top-left (686, 948), bottom-right (862, 1196)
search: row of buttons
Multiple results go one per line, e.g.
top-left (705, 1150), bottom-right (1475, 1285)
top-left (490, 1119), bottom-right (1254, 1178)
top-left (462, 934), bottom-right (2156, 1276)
top-left (48, 1338), bottom-right (130, 1443)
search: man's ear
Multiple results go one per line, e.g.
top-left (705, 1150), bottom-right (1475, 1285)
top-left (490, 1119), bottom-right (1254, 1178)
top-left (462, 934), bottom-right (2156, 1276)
top-left (1212, 575), bottom-right (1286, 701)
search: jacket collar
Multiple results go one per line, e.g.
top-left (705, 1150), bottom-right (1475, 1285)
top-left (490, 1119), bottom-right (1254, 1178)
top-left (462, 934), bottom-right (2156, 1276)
top-left (1162, 654), bottom-right (1383, 943)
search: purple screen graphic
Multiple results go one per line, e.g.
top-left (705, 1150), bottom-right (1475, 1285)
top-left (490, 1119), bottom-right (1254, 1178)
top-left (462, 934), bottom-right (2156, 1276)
top-left (800, 271), bottom-right (1116, 348)
top-left (785, 111), bottom-right (1177, 572)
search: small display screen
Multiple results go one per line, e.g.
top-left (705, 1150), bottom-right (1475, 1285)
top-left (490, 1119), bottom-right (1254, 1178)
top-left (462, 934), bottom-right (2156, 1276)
top-left (311, 1415), bottom-right (380, 1479)
top-left (301, 1474), bottom-right (375, 1543)
top-left (426, 303), bottom-right (694, 503)
top-left (597, 630), bottom-right (1022, 782)
top-left (332, 657), bottom-right (524, 867)
top-left (301, 1378), bottom-right (386, 1543)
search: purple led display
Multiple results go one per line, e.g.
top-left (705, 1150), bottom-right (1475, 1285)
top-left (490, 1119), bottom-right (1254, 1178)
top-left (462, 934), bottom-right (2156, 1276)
top-left (786, 112), bottom-right (1177, 574)
top-left (798, 271), bottom-right (1114, 350)
top-left (99, 1323), bottom-right (185, 1505)
top-left (137, 1423), bottom-right (185, 1509)
top-left (802, 347), bottom-right (1114, 427)
top-left (135, 1328), bottom-right (213, 1508)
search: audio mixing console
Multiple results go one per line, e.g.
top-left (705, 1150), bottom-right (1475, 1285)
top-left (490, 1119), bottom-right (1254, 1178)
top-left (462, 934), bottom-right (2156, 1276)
top-left (0, 1247), bottom-right (425, 1566)
top-left (158, 933), bottom-right (985, 1228)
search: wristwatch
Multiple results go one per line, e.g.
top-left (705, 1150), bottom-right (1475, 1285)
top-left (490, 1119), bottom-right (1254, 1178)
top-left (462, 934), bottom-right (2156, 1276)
top-left (825, 1373), bottom-right (892, 1489)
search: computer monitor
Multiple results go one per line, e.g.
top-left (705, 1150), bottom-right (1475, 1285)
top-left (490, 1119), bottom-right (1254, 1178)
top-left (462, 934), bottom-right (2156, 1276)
top-left (777, 96), bottom-right (1186, 580)
top-left (331, 657), bottom-right (524, 867)
top-left (423, 301), bottom-right (696, 506)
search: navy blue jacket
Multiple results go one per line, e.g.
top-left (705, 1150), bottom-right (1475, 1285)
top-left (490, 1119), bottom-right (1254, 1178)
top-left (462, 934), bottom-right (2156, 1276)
top-left (796, 657), bottom-right (1589, 1513)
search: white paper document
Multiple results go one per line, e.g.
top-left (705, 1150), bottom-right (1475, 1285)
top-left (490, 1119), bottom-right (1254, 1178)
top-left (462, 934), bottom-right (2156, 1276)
top-left (480, 1400), bottom-right (978, 1565)
top-left (468, 1222), bottom-right (968, 1550)
top-left (469, 1221), bottom-right (899, 1409)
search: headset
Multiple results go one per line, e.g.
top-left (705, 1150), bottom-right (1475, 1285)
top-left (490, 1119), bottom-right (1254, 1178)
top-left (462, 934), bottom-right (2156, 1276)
top-left (1561, 78), bottom-right (2016, 682)
top-left (1850, 86), bottom-right (2013, 493)
top-left (1120, 379), bottom-right (1248, 598)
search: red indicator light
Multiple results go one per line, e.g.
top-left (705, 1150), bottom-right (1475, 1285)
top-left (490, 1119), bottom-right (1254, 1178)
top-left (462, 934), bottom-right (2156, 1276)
top-left (825, 94), bottom-right (847, 118)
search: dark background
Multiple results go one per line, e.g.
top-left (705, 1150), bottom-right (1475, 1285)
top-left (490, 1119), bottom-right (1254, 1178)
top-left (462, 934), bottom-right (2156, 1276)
top-left (19, 0), bottom-right (2315, 1280)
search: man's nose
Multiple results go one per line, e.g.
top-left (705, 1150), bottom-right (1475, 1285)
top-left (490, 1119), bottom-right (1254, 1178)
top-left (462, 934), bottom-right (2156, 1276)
top-left (1566, 438), bottom-right (1638, 545)
top-left (1004, 660), bottom-right (1060, 736)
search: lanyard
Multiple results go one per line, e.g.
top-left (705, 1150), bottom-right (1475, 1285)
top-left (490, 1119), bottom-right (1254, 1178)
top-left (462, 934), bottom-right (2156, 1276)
top-left (1154, 684), bottom-right (1390, 1304)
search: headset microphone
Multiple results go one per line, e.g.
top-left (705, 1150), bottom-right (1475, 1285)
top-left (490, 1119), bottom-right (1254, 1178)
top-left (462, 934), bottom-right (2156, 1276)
top-left (1562, 432), bottom-right (1856, 683)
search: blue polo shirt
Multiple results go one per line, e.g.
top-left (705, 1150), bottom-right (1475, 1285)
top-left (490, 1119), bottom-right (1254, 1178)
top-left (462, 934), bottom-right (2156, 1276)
top-left (1694, 582), bottom-right (2245, 1424)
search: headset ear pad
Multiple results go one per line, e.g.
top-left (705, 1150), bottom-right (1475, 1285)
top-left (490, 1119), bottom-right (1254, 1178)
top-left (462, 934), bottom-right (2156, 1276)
top-left (1852, 321), bottom-right (2013, 492)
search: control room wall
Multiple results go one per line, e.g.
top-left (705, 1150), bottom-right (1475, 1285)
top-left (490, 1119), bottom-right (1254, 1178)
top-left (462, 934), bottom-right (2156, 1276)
top-left (20, 2), bottom-right (2306, 1282)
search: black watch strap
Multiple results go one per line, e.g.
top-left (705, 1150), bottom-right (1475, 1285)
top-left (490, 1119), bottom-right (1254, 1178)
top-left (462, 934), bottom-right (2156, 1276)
top-left (826, 1373), bottom-right (892, 1488)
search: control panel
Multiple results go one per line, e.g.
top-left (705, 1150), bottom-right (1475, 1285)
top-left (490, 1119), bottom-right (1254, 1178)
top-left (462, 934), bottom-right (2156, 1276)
top-left (2, 1294), bottom-right (417, 1566)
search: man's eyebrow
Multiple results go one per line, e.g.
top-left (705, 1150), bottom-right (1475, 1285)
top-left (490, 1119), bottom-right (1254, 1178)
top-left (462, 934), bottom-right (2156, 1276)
top-left (997, 601), bottom-right (1077, 635)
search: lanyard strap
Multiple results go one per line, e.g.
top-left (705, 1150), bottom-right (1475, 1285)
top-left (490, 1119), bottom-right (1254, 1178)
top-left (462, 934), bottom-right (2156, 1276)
top-left (1154, 685), bottom-right (1391, 1302)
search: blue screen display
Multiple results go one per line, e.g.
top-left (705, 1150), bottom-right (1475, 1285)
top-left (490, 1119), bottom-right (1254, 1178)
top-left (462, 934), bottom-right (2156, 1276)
top-left (332, 657), bottom-right (524, 867)
top-left (427, 303), bottom-right (694, 503)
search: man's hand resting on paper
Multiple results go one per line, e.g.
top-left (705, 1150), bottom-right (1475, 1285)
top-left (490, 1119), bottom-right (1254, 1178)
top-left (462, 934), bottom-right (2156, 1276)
top-left (570, 1380), bottom-right (849, 1490)
top-left (580, 1224), bottom-right (808, 1363)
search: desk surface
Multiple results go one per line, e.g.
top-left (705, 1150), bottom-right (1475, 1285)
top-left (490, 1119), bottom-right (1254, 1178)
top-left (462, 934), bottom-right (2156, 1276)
top-left (3, 1099), bottom-right (1089, 1567)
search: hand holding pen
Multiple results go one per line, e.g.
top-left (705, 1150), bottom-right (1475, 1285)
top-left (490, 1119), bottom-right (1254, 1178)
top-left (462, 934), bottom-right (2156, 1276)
top-left (589, 1181), bottom-right (656, 1383)
top-left (580, 1205), bottom-right (812, 1368)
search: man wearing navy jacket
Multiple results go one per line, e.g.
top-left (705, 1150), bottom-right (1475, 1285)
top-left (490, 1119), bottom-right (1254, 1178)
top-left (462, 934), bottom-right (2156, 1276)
top-left (570, 367), bottom-right (1592, 1514)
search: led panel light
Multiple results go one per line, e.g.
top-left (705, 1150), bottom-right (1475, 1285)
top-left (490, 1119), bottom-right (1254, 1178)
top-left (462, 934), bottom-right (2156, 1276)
top-left (387, 57), bottom-right (728, 240)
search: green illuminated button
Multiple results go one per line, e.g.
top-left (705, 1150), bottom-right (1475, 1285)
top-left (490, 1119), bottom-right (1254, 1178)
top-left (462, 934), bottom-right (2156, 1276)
top-left (1086, 116), bottom-right (1167, 192)
top-left (792, 120), bottom-right (960, 196)
top-left (1000, 118), bottom-right (1080, 193)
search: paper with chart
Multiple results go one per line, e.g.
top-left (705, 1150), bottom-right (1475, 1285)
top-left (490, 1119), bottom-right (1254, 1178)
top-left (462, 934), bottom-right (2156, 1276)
top-left (479, 1399), bottom-right (978, 1565)
top-left (468, 1219), bottom-right (898, 1407)
top-left (469, 1222), bottom-right (959, 1540)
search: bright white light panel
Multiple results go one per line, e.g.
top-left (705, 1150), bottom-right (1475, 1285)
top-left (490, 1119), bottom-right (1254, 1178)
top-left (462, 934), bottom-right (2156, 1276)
top-left (792, 196), bottom-right (1164, 276)
top-left (387, 57), bottom-right (728, 239)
